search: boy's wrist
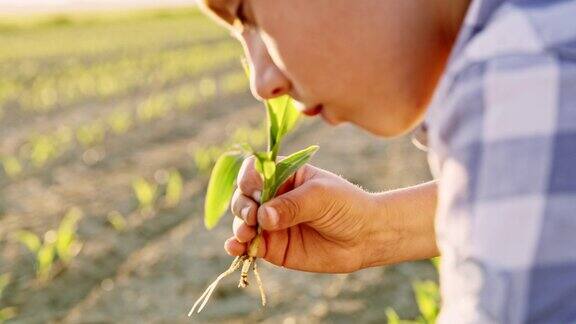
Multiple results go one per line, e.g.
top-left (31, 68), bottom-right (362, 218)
top-left (361, 182), bottom-right (439, 269)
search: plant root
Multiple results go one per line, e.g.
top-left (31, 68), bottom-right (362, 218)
top-left (253, 261), bottom-right (267, 306)
top-left (188, 256), bottom-right (242, 316)
top-left (188, 234), bottom-right (269, 315)
top-left (238, 256), bottom-right (254, 288)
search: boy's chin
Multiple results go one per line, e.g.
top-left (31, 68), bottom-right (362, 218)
top-left (360, 118), bottom-right (421, 139)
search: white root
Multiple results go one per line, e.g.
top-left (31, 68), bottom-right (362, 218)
top-left (188, 249), bottom-right (269, 315)
top-left (238, 257), bottom-right (254, 288)
top-left (253, 261), bottom-right (267, 306)
top-left (188, 256), bottom-right (242, 316)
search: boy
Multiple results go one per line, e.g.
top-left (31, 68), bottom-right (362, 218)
top-left (200, 0), bottom-right (576, 322)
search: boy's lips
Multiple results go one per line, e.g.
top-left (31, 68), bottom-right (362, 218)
top-left (294, 101), bottom-right (339, 125)
top-left (302, 104), bottom-right (323, 117)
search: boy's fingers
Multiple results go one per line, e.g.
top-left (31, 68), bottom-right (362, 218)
top-left (230, 189), bottom-right (258, 225)
top-left (224, 236), bottom-right (266, 258)
top-left (233, 217), bottom-right (257, 243)
top-left (237, 156), bottom-right (263, 200)
top-left (224, 237), bottom-right (246, 256)
top-left (258, 180), bottom-right (327, 231)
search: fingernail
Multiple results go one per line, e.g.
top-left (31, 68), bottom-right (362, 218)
top-left (252, 190), bottom-right (261, 202)
top-left (241, 206), bottom-right (250, 221)
top-left (264, 206), bottom-right (279, 228)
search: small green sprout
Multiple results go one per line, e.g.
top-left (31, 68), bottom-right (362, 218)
top-left (164, 169), bottom-right (183, 208)
top-left (189, 95), bottom-right (319, 315)
top-left (76, 120), bottom-right (106, 148)
top-left (107, 210), bottom-right (127, 232)
top-left (386, 258), bottom-right (441, 324)
top-left (107, 109), bottom-right (133, 135)
top-left (191, 146), bottom-right (223, 174)
top-left (16, 208), bottom-right (83, 282)
top-left (27, 134), bottom-right (59, 168)
top-left (132, 177), bottom-right (158, 213)
top-left (0, 155), bottom-right (22, 178)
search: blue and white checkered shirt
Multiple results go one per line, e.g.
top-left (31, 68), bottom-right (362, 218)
top-left (424, 0), bottom-right (576, 322)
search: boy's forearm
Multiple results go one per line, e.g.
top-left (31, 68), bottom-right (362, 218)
top-left (362, 181), bottom-right (439, 268)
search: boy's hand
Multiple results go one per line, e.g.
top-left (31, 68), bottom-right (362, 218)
top-left (226, 156), bottom-right (377, 273)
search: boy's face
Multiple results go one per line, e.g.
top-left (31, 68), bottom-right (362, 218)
top-left (201, 0), bottom-right (450, 137)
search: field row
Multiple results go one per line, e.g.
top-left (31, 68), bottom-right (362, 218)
top-left (0, 41), bottom-right (242, 120)
top-left (0, 8), bottom-right (227, 65)
top-left (0, 68), bottom-right (252, 183)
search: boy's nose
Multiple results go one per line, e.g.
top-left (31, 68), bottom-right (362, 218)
top-left (243, 34), bottom-right (291, 100)
top-left (251, 63), bottom-right (290, 100)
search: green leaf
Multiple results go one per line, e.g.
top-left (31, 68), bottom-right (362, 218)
top-left (265, 101), bottom-right (280, 153)
top-left (268, 145), bottom-right (319, 199)
top-left (165, 169), bottom-right (183, 208)
top-left (56, 207), bottom-right (82, 264)
top-left (132, 177), bottom-right (157, 210)
top-left (37, 243), bottom-right (55, 281)
top-left (107, 211), bottom-right (127, 232)
top-left (265, 96), bottom-right (300, 158)
top-left (385, 308), bottom-right (401, 324)
top-left (263, 161), bottom-right (276, 180)
top-left (16, 230), bottom-right (41, 253)
top-left (413, 280), bottom-right (440, 323)
top-left (204, 151), bottom-right (244, 229)
top-left (274, 96), bottom-right (299, 141)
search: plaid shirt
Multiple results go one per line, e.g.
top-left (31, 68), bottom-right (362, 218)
top-left (423, 0), bottom-right (576, 322)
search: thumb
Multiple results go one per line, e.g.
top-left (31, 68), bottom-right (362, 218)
top-left (257, 180), bottom-right (327, 231)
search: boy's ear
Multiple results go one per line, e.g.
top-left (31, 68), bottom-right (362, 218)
top-left (198, 0), bottom-right (235, 27)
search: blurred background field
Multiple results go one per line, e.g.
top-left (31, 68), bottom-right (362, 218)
top-left (0, 5), bottom-right (436, 323)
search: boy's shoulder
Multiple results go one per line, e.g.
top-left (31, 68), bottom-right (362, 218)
top-left (459, 0), bottom-right (576, 67)
top-left (424, 0), bottom-right (576, 154)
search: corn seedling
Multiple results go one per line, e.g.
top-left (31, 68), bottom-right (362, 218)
top-left (188, 95), bottom-right (319, 315)
top-left (191, 146), bottom-right (223, 174)
top-left (16, 230), bottom-right (55, 282)
top-left (132, 177), bottom-right (158, 213)
top-left (16, 208), bottom-right (83, 282)
top-left (137, 96), bottom-right (170, 123)
top-left (230, 124), bottom-right (267, 149)
top-left (76, 120), bottom-right (106, 148)
top-left (107, 210), bottom-right (127, 232)
top-left (55, 207), bottom-right (84, 264)
top-left (26, 134), bottom-right (59, 168)
top-left (107, 109), bottom-right (133, 135)
top-left (1, 155), bottom-right (22, 178)
top-left (164, 169), bottom-right (183, 208)
top-left (386, 258), bottom-right (440, 324)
